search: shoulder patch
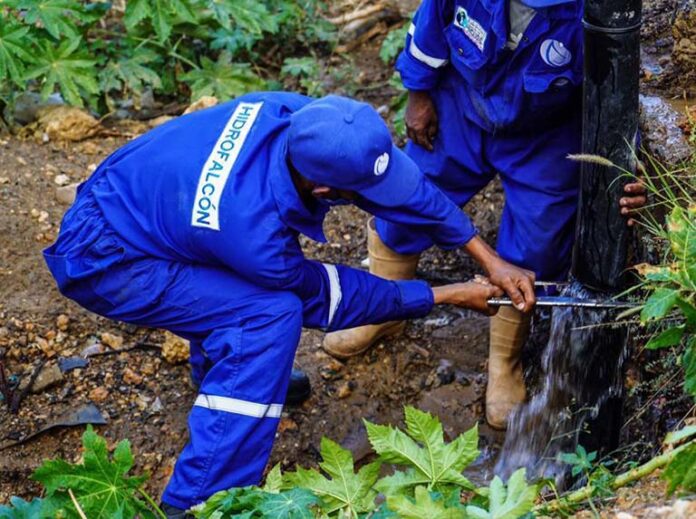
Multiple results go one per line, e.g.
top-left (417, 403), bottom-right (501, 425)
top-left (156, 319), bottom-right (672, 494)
top-left (453, 6), bottom-right (487, 52)
top-left (191, 101), bottom-right (263, 230)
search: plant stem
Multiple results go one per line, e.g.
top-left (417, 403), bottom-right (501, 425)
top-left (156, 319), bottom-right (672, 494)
top-left (538, 441), bottom-right (693, 513)
top-left (139, 488), bottom-right (168, 519)
top-left (68, 489), bottom-right (88, 519)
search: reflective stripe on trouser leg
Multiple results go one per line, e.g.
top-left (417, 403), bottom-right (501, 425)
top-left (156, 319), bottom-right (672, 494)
top-left (161, 292), bottom-right (303, 510)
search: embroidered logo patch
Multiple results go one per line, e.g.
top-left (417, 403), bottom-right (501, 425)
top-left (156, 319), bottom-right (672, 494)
top-left (540, 39), bottom-right (572, 67)
top-left (453, 6), bottom-right (487, 52)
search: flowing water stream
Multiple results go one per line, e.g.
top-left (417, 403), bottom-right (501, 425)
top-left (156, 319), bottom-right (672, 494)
top-left (495, 281), bottom-right (630, 487)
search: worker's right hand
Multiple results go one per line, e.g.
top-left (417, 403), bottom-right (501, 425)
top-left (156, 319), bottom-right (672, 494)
top-left (485, 257), bottom-right (537, 313)
top-left (432, 280), bottom-right (504, 316)
top-left (405, 90), bottom-right (438, 151)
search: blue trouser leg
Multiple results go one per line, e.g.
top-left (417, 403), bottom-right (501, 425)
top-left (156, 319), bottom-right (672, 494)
top-left (486, 118), bottom-right (581, 280)
top-left (47, 227), bottom-right (304, 509)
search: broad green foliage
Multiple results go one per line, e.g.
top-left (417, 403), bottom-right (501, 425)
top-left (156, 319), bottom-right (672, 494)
top-left (284, 437), bottom-right (381, 516)
top-left (31, 425), bottom-right (159, 518)
top-left (3, 408), bottom-right (540, 519)
top-left (386, 487), bottom-right (463, 518)
top-left (635, 166), bottom-right (696, 401)
top-left (466, 469), bottom-right (538, 519)
top-left (560, 445), bottom-right (598, 477)
top-left (379, 23), bottom-right (408, 64)
top-left (662, 426), bottom-right (696, 495)
top-left (365, 406), bottom-right (479, 493)
top-left (0, 0), bottom-right (336, 112)
top-left (180, 53), bottom-right (267, 101)
top-left (0, 497), bottom-right (43, 519)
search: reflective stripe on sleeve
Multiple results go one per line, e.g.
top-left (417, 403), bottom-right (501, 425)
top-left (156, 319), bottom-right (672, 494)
top-left (194, 394), bottom-right (283, 418)
top-left (408, 24), bottom-right (448, 68)
top-left (322, 263), bottom-right (342, 328)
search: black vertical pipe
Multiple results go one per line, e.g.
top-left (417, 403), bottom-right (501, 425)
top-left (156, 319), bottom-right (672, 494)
top-left (572, 0), bottom-right (642, 291)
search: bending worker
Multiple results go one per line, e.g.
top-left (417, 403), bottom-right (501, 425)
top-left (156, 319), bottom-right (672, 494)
top-left (44, 93), bottom-right (533, 515)
top-left (323, 0), bottom-right (647, 429)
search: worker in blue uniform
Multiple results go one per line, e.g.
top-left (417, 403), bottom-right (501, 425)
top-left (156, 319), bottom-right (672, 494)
top-left (44, 93), bottom-right (540, 516)
top-left (323, 0), bottom-right (647, 430)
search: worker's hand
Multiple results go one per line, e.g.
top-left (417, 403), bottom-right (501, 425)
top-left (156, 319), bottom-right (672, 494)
top-left (432, 279), bottom-right (504, 316)
top-left (485, 257), bottom-right (536, 313)
top-left (620, 162), bottom-right (647, 226)
top-left (405, 90), bottom-right (438, 151)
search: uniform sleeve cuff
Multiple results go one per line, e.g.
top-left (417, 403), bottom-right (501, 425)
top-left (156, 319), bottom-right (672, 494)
top-left (396, 52), bottom-right (441, 91)
top-left (395, 279), bottom-right (434, 319)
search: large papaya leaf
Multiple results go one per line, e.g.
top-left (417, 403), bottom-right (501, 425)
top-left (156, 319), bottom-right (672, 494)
top-left (6, 0), bottom-right (85, 39)
top-left (180, 52), bottom-right (266, 101)
top-left (31, 425), bottom-right (155, 518)
top-left (0, 497), bottom-right (43, 519)
top-left (365, 406), bottom-right (479, 493)
top-left (23, 38), bottom-right (98, 107)
top-left (124, 0), bottom-right (197, 42)
top-left (465, 469), bottom-right (537, 519)
top-left (284, 437), bottom-right (380, 516)
top-left (387, 486), bottom-right (464, 519)
top-left (0, 20), bottom-right (34, 86)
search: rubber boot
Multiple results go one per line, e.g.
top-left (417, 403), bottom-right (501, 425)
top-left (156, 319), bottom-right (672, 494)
top-left (322, 218), bottom-right (419, 359)
top-left (161, 502), bottom-right (194, 519)
top-left (486, 306), bottom-right (531, 430)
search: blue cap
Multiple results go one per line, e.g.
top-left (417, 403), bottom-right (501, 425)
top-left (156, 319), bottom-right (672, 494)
top-left (288, 95), bottom-right (421, 207)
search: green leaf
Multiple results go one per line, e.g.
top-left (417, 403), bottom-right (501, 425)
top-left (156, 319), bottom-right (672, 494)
top-left (365, 406), bottom-right (478, 492)
top-left (641, 288), bottom-right (680, 323)
top-left (99, 49), bottom-right (162, 97)
top-left (0, 497), bottom-right (43, 519)
top-left (646, 325), bottom-right (685, 349)
top-left (23, 38), bottom-right (98, 107)
top-left (683, 336), bottom-right (696, 399)
top-left (0, 20), bottom-right (35, 86)
top-left (379, 24), bottom-right (408, 64)
top-left (662, 442), bottom-right (696, 495)
top-left (190, 487), bottom-right (264, 518)
top-left (387, 486), bottom-right (464, 519)
top-left (281, 57), bottom-right (318, 78)
top-left (180, 53), bottom-right (266, 101)
top-left (205, 0), bottom-right (278, 34)
top-left (31, 425), bottom-right (154, 519)
top-left (8, 0), bottom-right (85, 39)
top-left (677, 297), bottom-right (696, 327)
top-left (284, 437), bottom-right (380, 515)
top-left (263, 464), bottom-right (283, 494)
top-left (465, 469), bottom-right (537, 519)
top-left (124, 0), bottom-right (196, 42)
top-left (257, 488), bottom-right (318, 519)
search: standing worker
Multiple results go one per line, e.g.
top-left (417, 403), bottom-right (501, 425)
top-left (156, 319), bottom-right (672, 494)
top-left (44, 93), bottom-right (534, 516)
top-left (323, 0), bottom-right (647, 430)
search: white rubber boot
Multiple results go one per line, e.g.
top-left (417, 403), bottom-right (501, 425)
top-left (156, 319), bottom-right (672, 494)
top-left (322, 218), bottom-right (419, 359)
top-left (486, 306), bottom-right (531, 430)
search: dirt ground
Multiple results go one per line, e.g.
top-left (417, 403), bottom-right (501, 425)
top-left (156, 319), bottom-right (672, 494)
top-left (1, 0), bottom-right (695, 516)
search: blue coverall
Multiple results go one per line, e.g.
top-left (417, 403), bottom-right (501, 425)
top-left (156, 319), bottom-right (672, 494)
top-left (44, 92), bottom-right (479, 509)
top-left (379, 0), bottom-right (583, 281)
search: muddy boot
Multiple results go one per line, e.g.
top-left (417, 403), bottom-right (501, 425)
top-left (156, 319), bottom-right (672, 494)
top-left (322, 218), bottom-right (419, 359)
top-left (486, 306), bottom-right (531, 430)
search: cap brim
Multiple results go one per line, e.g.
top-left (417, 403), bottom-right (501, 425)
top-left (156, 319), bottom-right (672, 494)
top-left (358, 145), bottom-right (422, 208)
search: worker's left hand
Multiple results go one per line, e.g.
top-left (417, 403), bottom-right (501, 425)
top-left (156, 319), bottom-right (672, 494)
top-left (621, 181), bottom-right (646, 226)
top-left (620, 162), bottom-right (648, 226)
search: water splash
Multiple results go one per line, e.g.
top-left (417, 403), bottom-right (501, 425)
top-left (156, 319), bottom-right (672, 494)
top-left (495, 280), bottom-right (629, 487)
